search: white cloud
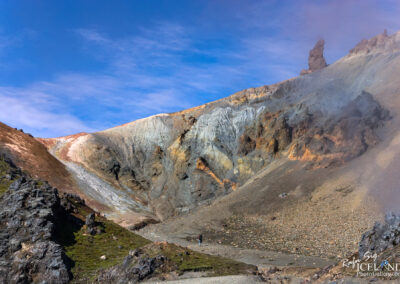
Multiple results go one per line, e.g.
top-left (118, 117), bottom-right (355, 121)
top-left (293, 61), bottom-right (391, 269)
top-left (0, 92), bottom-right (94, 138)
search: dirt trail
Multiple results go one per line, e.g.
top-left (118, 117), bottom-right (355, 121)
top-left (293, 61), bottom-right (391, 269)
top-left (145, 275), bottom-right (264, 283)
top-left (137, 230), bottom-right (335, 270)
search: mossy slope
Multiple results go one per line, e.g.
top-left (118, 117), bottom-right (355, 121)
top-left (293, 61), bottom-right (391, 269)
top-left (58, 198), bottom-right (255, 283)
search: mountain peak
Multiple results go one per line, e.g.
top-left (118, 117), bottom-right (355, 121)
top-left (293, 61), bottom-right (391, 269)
top-left (348, 29), bottom-right (400, 56)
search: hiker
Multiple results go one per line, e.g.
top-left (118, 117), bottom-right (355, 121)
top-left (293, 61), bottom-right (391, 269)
top-left (198, 234), bottom-right (203, 246)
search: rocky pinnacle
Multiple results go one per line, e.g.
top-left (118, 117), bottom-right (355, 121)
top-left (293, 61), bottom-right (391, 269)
top-left (300, 39), bottom-right (328, 75)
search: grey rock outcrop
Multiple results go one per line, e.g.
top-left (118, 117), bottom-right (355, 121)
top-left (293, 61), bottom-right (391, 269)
top-left (300, 39), bottom-right (328, 75)
top-left (359, 212), bottom-right (400, 258)
top-left (85, 213), bottom-right (103, 235)
top-left (86, 213), bottom-right (96, 234)
top-left (95, 248), bottom-right (166, 283)
top-left (0, 173), bottom-right (72, 283)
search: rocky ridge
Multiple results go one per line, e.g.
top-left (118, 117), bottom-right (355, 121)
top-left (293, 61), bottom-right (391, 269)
top-left (42, 84), bottom-right (390, 224)
top-left (349, 29), bottom-right (400, 56)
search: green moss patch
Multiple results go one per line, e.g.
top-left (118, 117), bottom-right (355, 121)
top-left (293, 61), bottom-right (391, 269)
top-left (0, 158), bottom-right (18, 197)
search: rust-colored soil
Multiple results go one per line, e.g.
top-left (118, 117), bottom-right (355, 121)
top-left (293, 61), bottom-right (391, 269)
top-left (0, 122), bottom-right (109, 212)
top-left (0, 122), bottom-right (78, 194)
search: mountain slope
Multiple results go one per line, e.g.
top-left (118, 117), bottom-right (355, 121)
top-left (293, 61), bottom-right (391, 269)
top-left (0, 122), bottom-right (78, 195)
top-left (41, 31), bottom-right (400, 233)
top-left (137, 31), bottom-right (400, 260)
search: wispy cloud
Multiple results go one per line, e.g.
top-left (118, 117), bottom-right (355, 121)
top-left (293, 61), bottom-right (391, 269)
top-left (0, 23), bottom-right (205, 137)
top-left (0, 88), bottom-right (94, 138)
top-left (76, 23), bottom-right (301, 93)
top-left (0, 71), bottom-right (193, 137)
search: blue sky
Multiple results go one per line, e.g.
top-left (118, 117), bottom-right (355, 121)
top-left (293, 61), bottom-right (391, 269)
top-left (1, 0), bottom-right (399, 137)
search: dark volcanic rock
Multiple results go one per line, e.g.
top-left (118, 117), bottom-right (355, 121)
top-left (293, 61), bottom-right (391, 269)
top-left (85, 213), bottom-right (104, 235)
top-left (359, 212), bottom-right (400, 258)
top-left (0, 155), bottom-right (22, 182)
top-left (0, 173), bottom-right (72, 283)
top-left (300, 39), bottom-right (328, 75)
top-left (95, 249), bottom-right (166, 283)
top-left (86, 213), bottom-right (96, 235)
top-left (60, 192), bottom-right (85, 213)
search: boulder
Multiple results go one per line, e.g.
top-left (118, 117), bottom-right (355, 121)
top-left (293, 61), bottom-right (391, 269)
top-left (95, 251), bottom-right (166, 283)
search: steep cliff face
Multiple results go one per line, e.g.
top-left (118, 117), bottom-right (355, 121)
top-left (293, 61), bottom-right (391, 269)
top-left (39, 32), bottom-right (400, 226)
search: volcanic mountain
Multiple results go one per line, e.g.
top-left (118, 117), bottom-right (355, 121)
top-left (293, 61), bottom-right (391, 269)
top-left (4, 30), bottom-right (400, 264)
